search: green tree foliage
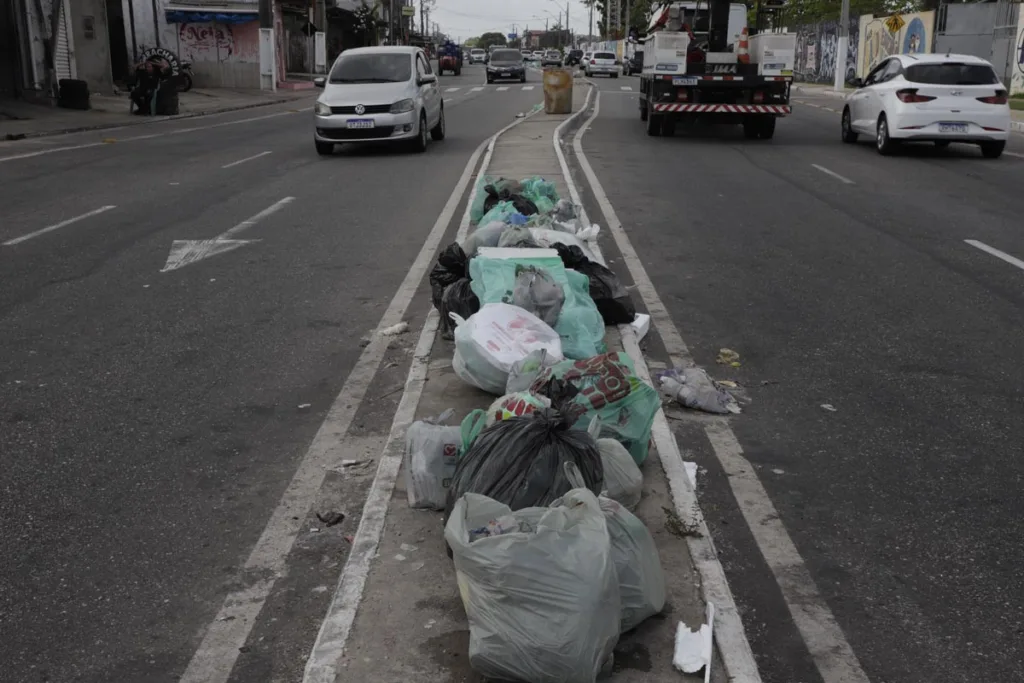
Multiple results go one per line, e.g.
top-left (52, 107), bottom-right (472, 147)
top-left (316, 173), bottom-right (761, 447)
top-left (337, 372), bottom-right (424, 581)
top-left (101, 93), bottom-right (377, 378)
top-left (477, 32), bottom-right (509, 49)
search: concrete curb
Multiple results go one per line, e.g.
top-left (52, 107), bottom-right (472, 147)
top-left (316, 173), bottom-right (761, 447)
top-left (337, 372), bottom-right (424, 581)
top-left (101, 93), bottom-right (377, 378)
top-left (4, 93), bottom-right (312, 141)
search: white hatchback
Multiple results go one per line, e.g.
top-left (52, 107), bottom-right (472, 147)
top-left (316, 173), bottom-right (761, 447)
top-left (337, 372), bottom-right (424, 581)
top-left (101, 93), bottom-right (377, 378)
top-left (841, 53), bottom-right (1010, 158)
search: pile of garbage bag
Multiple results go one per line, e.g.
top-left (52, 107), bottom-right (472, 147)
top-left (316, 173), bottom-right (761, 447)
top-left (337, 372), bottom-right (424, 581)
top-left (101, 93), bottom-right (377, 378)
top-left (411, 172), bottom-right (670, 681)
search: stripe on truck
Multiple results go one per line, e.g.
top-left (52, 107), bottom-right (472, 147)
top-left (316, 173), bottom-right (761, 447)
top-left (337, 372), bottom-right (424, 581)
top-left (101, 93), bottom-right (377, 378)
top-left (652, 104), bottom-right (792, 114)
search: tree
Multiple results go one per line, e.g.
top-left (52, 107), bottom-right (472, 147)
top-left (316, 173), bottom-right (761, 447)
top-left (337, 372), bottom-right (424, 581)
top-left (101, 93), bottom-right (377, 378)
top-left (477, 32), bottom-right (508, 50)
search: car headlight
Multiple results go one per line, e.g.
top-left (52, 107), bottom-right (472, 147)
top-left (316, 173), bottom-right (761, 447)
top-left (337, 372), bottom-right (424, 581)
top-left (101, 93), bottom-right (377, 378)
top-left (390, 98), bottom-right (415, 114)
top-left (314, 100), bottom-right (331, 116)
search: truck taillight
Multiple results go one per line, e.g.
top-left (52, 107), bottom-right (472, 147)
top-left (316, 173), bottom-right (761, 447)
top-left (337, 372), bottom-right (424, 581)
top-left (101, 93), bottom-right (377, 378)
top-left (677, 90), bottom-right (689, 101)
top-left (977, 90), bottom-right (1008, 105)
top-left (753, 91), bottom-right (764, 103)
top-left (896, 89), bottom-right (935, 103)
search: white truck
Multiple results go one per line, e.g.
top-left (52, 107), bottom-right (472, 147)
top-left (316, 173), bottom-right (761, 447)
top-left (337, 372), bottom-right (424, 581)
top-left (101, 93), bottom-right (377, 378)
top-left (638, 1), bottom-right (796, 139)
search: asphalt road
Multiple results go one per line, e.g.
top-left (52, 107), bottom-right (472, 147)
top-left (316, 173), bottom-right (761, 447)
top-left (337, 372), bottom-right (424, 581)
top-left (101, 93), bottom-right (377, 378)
top-left (0, 64), bottom-right (545, 683)
top-left (576, 75), bottom-right (1024, 683)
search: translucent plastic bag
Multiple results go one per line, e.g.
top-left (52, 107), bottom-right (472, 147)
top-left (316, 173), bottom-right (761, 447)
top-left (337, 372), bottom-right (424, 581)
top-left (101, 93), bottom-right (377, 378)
top-left (601, 497), bottom-right (666, 632)
top-left (480, 200), bottom-right (519, 226)
top-left (657, 367), bottom-right (741, 415)
top-left (512, 267), bottom-right (564, 327)
top-left (462, 221), bottom-right (507, 257)
top-left (520, 175), bottom-right (560, 205)
top-left (451, 303), bottom-right (563, 395)
top-left (485, 391), bottom-right (551, 424)
top-left (529, 227), bottom-right (599, 262)
top-left (506, 348), bottom-right (557, 394)
top-left (496, 226), bottom-right (539, 249)
top-left (445, 489), bottom-right (620, 683)
top-left (599, 438), bottom-right (642, 510)
top-left (404, 410), bottom-right (461, 510)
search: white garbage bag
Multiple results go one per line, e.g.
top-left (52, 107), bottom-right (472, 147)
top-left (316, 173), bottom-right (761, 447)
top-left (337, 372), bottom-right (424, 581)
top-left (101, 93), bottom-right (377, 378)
top-left (445, 490), bottom-right (621, 683)
top-left (451, 303), bottom-right (564, 395)
top-left (600, 497), bottom-right (667, 633)
top-left (598, 438), bottom-right (643, 511)
top-left (404, 409), bottom-right (461, 510)
top-left (528, 227), bottom-right (599, 262)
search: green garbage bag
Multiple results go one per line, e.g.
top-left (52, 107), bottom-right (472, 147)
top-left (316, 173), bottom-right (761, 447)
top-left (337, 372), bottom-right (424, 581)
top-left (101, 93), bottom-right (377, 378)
top-left (479, 200), bottom-right (519, 226)
top-left (470, 176), bottom-right (522, 224)
top-left (469, 255), bottom-right (606, 360)
top-left (532, 195), bottom-right (556, 215)
top-left (520, 176), bottom-right (559, 207)
top-left (531, 352), bottom-right (659, 465)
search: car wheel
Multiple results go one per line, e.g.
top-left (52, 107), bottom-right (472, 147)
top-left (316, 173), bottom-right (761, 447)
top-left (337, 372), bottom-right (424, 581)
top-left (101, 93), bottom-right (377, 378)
top-left (841, 107), bottom-right (858, 143)
top-left (520, 74), bottom-right (526, 83)
top-left (431, 105), bottom-right (445, 141)
top-left (876, 115), bottom-right (898, 156)
top-left (980, 141), bottom-right (1005, 159)
top-left (661, 116), bottom-right (676, 136)
top-left (640, 99), bottom-right (648, 121)
top-left (315, 140), bottom-right (334, 156)
top-left (612, 72), bottom-right (619, 79)
top-left (411, 112), bottom-right (428, 153)
top-left (486, 77), bottom-right (493, 84)
top-left (758, 116), bottom-right (776, 140)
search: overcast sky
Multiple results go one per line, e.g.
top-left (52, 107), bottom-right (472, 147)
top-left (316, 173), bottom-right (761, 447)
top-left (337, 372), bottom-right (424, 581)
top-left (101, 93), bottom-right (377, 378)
top-left (427, 0), bottom-right (598, 42)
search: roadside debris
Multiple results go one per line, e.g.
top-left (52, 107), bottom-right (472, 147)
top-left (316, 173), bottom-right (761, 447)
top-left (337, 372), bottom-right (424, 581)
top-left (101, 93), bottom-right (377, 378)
top-left (657, 367), bottom-right (741, 415)
top-left (631, 313), bottom-right (651, 340)
top-left (379, 321), bottom-right (409, 336)
top-left (821, 403), bottom-right (837, 412)
top-left (405, 409), bottom-right (461, 510)
top-left (673, 603), bottom-right (715, 682)
top-left (316, 510), bottom-right (345, 527)
top-left (598, 438), bottom-right (643, 511)
top-left (716, 347), bottom-right (741, 367)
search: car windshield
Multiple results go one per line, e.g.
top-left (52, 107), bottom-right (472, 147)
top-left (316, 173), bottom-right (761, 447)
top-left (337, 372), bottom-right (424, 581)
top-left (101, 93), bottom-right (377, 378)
top-left (329, 53), bottom-right (411, 83)
top-left (491, 50), bottom-right (521, 62)
top-left (545, 52), bottom-right (560, 58)
top-left (595, 52), bottom-right (616, 60)
top-left (905, 63), bottom-right (998, 85)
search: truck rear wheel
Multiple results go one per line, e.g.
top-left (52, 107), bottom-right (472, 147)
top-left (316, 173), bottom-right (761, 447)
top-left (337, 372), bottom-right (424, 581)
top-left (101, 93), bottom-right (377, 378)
top-left (661, 116), bottom-right (676, 137)
top-left (743, 116), bottom-right (776, 140)
top-left (640, 99), bottom-right (648, 121)
top-left (646, 111), bottom-right (662, 137)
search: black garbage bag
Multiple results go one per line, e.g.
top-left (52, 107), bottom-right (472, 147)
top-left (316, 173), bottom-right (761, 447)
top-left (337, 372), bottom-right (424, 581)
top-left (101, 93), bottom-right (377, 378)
top-left (439, 278), bottom-right (479, 340)
top-left (430, 243), bottom-right (470, 312)
top-left (444, 408), bottom-right (603, 520)
top-left (483, 184), bottom-right (539, 217)
top-left (554, 243), bottom-right (637, 325)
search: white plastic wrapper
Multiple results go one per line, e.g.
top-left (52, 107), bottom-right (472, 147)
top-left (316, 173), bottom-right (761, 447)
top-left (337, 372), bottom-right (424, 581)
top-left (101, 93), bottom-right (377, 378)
top-left (403, 410), bottom-right (461, 510)
top-left (598, 438), bottom-right (643, 511)
top-left (527, 227), bottom-right (599, 262)
top-left (451, 303), bottom-right (564, 395)
top-left (445, 490), bottom-right (621, 683)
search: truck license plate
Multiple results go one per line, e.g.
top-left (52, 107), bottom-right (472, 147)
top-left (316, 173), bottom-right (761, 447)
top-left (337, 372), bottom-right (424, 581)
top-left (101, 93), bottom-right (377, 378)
top-left (673, 77), bottom-right (698, 86)
top-left (939, 123), bottom-right (967, 134)
top-left (347, 119), bottom-right (374, 129)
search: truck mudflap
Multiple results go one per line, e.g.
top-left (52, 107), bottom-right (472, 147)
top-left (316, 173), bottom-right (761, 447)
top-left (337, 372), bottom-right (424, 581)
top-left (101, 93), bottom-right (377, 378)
top-left (652, 103), bottom-right (791, 114)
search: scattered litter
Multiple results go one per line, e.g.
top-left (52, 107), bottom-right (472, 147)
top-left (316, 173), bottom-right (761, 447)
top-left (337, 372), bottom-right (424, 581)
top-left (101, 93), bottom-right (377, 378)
top-left (340, 459), bottom-right (366, 467)
top-left (658, 367), bottom-right (741, 415)
top-left (312, 585), bottom-right (329, 593)
top-left (772, 468), bottom-right (785, 475)
top-left (344, 535), bottom-right (354, 544)
top-left (716, 348), bottom-right (741, 367)
top-left (684, 461), bottom-right (698, 490)
top-left (407, 561), bottom-right (425, 573)
top-left (405, 409), bottom-right (461, 510)
top-left (760, 379), bottom-right (779, 387)
top-left (673, 603), bottom-right (715, 682)
top-left (515, 112), bottom-right (526, 118)
top-left (209, 278), bottom-right (216, 282)
top-left (425, 619), bottom-right (438, 629)
top-left (821, 404), bottom-right (837, 412)
top-left (310, 527), bottom-right (320, 533)
top-left (379, 321), bottom-right (409, 336)
top-left (718, 380), bottom-right (739, 388)
top-left (394, 553), bottom-right (407, 561)
top-left (102, 137), bottom-right (116, 143)
top-left (631, 313), bottom-right (651, 341)
top-left (143, 284), bottom-right (151, 289)
top-left (217, 615), bottom-right (236, 622)
top-left (298, 403), bottom-right (312, 410)
top-left (316, 510), bottom-right (345, 527)
top-left (554, 243), bottom-right (635, 325)
top-left (399, 543), bottom-right (418, 553)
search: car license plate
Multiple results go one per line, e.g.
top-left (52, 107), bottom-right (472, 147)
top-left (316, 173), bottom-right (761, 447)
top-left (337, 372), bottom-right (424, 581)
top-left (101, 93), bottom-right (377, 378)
top-left (673, 77), bottom-right (698, 86)
top-left (939, 122), bottom-right (967, 134)
top-left (347, 119), bottom-right (374, 129)
top-left (501, 72), bottom-right (510, 77)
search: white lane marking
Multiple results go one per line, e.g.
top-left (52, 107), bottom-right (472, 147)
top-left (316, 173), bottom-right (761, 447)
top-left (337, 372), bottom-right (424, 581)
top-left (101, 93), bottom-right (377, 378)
top-left (965, 239), bottom-right (1024, 272)
top-left (812, 163), bottom-right (855, 184)
top-left (823, 107), bottom-right (838, 112)
top-left (221, 151), bottom-right (272, 169)
top-left (620, 86), bottom-right (633, 91)
top-left (3, 205), bottom-right (117, 246)
top-left (563, 85), bottom-right (761, 683)
top-left (470, 86), bottom-right (484, 92)
top-left (445, 87), bottom-right (461, 92)
top-left (574, 88), bottom-right (873, 683)
top-left (497, 86), bottom-right (509, 91)
top-left (522, 85), bottom-right (535, 90)
top-left (0, 109), bottom-right (306, 163)
top-left (1003, 150), bottom-right (1024, 159)
top-left (301, 105), bottom-right (544, 683)
top-left (161, 197), bottom-right (294, 272)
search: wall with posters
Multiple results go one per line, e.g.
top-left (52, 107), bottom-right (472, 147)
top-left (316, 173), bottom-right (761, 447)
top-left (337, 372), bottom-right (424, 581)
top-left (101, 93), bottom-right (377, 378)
top-left (857, 11), bottom-right (935, 78)
top-left (794, 19), bottom-right (860, 84)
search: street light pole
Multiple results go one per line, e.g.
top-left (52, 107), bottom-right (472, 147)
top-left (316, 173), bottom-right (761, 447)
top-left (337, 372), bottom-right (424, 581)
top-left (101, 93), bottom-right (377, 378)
top-left (258, 0), bottom-right (275, 91)
top-left (834, 0), bottom-right (850, 91)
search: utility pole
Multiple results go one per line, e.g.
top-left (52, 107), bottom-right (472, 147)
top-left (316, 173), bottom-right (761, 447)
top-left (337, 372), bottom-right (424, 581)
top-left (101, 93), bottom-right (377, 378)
top-left (258, 0), bottom-right (275, 91)
top-left (420, 0), bottom-right (424, 37)
top-left (834, 0), bottom-right (850, 91)
top-left (588, 2), bottom-right (593, 45)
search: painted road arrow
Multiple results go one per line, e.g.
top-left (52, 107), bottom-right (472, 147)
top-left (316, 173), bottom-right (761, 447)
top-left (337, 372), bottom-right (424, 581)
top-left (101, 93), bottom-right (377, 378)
top-left (161, 196), bottom-right (294, 272)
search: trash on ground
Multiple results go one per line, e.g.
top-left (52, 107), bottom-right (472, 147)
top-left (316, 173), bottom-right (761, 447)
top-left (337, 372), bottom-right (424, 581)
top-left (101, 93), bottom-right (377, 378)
top-left (576, 224), bottom-right (601, 241)
top-left (531, 353), bottom-right (660, 465)
top-left (685, 461), bottom-right (698, 489)
top-left (602, 496), bottom-right (666, 632)
top-left (439, 278), bottom-right (480, 340)
top-left (506, 348), bottom-right (558, 394)
top-left (451, 303), bottom-right (563, 395)
top-left (379, 321), bottom-right (409, 336)
top-left (553, 198), bottom-right (578, 222)
top-left (673, 602), bottom-right (715, 682)
top-left (716, 348), bottom-right (741, 367)
top-left (479, 200), bottom-right (520, 226)
top-left (598, 438), bottom-right (643, 510)
top-left (404, 409), bottom-right (462, 510)
top-left (462, 221), bottom-right (508, 256)
top-left (485, 391), bottom-right (551, 424)
top-left (512, 267), bottom-right (565, 327)
top-left (554, 243), bottom-right (636, 325)
top-left (528, 227), bottom-right (599, 262)
top-left (483, 183), bottom-right (539, 217)
top-left (297, 403), bottom-right (312, 410)
top-left (631, 313), bottom-right (651, 341)
top-left (430, 242), bottom-right (469, 312)
top-left (316, 510), bottom-right (346, 527)
top-left (496, 225), bottom-right (539, 249)
top-left (445, 489), bottom-right (620, 683)
top-left (445, 409), bottom-right (603, 515)
top-left (658, 367), bottom-right (741, 415)
top-left (821, 403), bottom-right (837, 412)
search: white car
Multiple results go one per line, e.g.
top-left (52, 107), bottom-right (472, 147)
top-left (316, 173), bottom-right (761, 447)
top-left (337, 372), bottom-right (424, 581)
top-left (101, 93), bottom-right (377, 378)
top-left (841, 53), bottom-right (1010, 158)
top-left (585, 51), bottom-right (618, 78)
top-left (469, 49), bottom-right (486, 64)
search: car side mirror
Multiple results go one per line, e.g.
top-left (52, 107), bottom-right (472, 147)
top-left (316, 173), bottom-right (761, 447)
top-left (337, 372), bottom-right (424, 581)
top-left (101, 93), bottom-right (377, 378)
top-left (849, 77), bottom-right (863, 88)
top-left (418, 74), bottom-right (437, 86)
top-left (314, 77), bottom-right (326, 88)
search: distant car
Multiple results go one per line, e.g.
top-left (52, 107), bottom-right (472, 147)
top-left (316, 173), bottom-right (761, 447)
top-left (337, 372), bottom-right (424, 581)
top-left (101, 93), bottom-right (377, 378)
top-left (469, 48), bottom-right (486, 64)
top-left (842, 52), bottom-right (1010, 158)
top-left (532, 51), bottom-right (545, 61)
top-left (623, 50), bottom-right (643, 75)
top-left (541, 50), bottom-right (562, 67)
top-left (564, 49), bottom-right (583, 66)
top-left (313, 46), bottom-right (444, 155)
top-left (578, 52), bottom-right (592, 71)
top-left (521, 50), bottom-right (532, 61)
top-left (487, 48), bottom-right (526, 84)
top-left (585, 51), bottom-right (618, 78)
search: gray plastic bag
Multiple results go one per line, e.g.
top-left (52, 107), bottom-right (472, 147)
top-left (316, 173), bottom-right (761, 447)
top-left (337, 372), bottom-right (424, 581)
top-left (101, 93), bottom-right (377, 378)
top-left (445, 489), bottom-right (621, 683)
top-left (512, 267), bottom-right (564, 328)
top-left (462, 221), bottom-right (507, 256)
top-left (598, 438), bottom-right (643, 511)
top-left (600, 497), bottom-right (666, 632)
top-left (404, 410), bottom-right (461, 510)
top-left (657, 367), bottom-right (741, 415)
top-left (497, 225), bottom-right (540, 248)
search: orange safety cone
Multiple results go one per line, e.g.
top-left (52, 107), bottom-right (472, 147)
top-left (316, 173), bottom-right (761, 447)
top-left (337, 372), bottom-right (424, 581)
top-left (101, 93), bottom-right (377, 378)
top-left (737, 27), bottom-right (750, 64)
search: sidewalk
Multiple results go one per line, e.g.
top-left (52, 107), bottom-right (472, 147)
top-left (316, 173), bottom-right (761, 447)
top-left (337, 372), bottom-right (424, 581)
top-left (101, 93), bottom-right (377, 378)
top-left (312, 82), bottom-right (728, 683)
top-left (0, 88), bottom-right (313, 140)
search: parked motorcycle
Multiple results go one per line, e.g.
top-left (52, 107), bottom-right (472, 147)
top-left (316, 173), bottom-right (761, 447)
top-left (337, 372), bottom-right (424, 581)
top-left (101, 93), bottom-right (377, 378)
top-left (178, 61), bottom-right (194, 92)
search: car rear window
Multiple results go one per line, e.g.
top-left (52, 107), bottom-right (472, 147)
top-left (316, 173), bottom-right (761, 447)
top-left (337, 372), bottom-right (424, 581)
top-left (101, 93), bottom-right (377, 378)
top-left (491, 49), bottom-right (522, 61)
top-left (595, 52), bottom-right (616, 59)
top-left (545, 52), bottom-right (560, 57)
top-left (329, 53), bottom-right (411, 83)
top-left (905, 63), bottom-right (998, 85)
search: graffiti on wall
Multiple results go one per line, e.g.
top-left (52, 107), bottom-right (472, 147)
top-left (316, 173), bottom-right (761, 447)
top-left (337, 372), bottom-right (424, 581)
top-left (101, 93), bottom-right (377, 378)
top-left (858, 11), bottom-right (934, 78)
top-left (178, 20), bottom-right (259, 63)
top-left (1012, 3), bottom-right (1024, 95)
top-left (794, 20), bottom-right (859, 84)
